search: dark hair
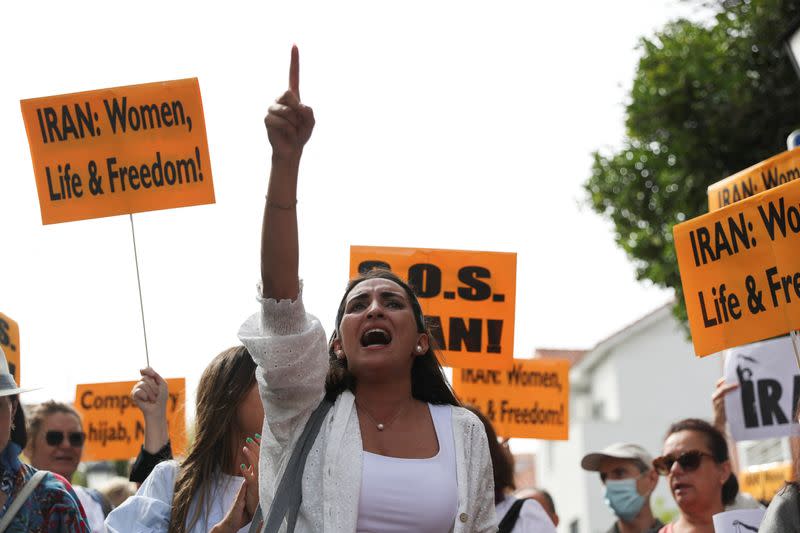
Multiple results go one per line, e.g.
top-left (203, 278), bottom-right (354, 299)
top-left (665, 418), bottom-right (738, 506)
top-left (10, 396), bottom-right (25, 449)
top-left (169, 346), bottom-right (256, 533)
top-left (465, 405), bottom-right (514, 504)
top-left (325, 269), bottom-right (459, 406)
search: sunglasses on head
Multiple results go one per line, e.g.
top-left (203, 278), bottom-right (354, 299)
top-left (652, 450), bottom-right (715, 476)
top-left (45, 431), bottom-right (86, 448)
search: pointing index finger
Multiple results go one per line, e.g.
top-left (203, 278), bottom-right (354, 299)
top-left (289, 44), bottom-right (300, 99)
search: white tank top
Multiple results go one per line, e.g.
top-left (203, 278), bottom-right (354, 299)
top-left (356, 403), bottom-right (458, 533)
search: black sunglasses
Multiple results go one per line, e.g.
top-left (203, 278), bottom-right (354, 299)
top-left (45, 430), bottom-right (86, 447)
top-left (652, 450), bottom-right (715, 475)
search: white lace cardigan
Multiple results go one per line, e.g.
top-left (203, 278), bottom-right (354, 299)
top-left (238, 286), bottom-right (497, 533)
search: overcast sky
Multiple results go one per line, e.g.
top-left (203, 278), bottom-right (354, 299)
top-left (1, 1), bottom-right (706, 407)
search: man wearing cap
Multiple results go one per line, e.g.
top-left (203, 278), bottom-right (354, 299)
top-left (581, 443), bottom-right (662, 533)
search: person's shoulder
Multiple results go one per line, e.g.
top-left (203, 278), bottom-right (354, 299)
top-left (130, 459), bottom-right (181, 504)
top-left (774, 482), bottom-right (800, 502)
top-left (38, 471), bottom-right (76, 494)
top-left (763, 483), bottom-right (800, 528)
top-left (135, 459), bottom-right (179, 492)
top-left (146, 459), bottom-right (180, 484)
top-left (758, 483), bottom-right (800, 533)
top-left (451, 406), bottom-right (490, 441)
top-left (29, 471), bottom-right (84, 511)
top-left (519, 497), bottom-right (547, 517)
top-left (450, 405), bottom-right (483, 427)
top-left (518, 497), bottom-right (556, 528)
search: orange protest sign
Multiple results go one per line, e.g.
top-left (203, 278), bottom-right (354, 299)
top-left (349, 246), bottom-right (516, 369)
top-left (74, 378), bottom-right (186, 461)
top-left (674, 177), bottom-right (800, 356)
top-left (452, 358), bottom-right (569, 440)
top-left (708, 148), bottom-right (800, 211)
top-left (20, 78), bottom-right (214, 225)
top-left (0, 313), bottom-right (20, 385)
top-left (739, 462), bottom-right (793, 502)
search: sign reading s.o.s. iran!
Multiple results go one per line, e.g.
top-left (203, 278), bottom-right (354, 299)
top-left (349, 246), bottom-right (516, 370)
top-left (20, 78), bottom-right (215, 225)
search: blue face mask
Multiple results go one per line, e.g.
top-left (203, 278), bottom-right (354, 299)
top-left (604, 478), bottom-right (645, 521)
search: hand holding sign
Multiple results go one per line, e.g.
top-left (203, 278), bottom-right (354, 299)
top-left (712, 377), bottom-right (740, 432)
top-left (131, 368), bottom-right (169, 454)
top-left (131, 367), bottom-right (168, 417)
top-left (265, 45), bottom-right (315, 162)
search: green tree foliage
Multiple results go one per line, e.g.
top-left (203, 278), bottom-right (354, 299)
top-left (584, 0), bottom-right (800, 324)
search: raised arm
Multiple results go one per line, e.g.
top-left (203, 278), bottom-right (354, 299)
top-left (129, 367), bottom-right (173, 483)
top-left (261, 45), bottom-right (315, 301)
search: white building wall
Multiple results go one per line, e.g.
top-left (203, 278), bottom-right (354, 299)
top-left (589, 358), bottom-right (619, 422)
top-left (535, 308), bottom-right (723, 533)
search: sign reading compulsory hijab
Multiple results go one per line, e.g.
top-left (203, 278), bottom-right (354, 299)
top-left (74, 378), bottom-right (187, 461)
top-left (723, 336), bottom-right (800, 441)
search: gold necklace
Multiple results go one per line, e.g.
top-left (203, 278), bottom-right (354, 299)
top-left (356, 400), bottom-right (411, 431)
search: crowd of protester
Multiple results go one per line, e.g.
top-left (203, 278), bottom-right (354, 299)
top-left (6, 46), bottom-right (800, 532)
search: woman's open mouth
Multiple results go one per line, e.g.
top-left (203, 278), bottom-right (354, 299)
top-left (360, 328), bottom-right (392, 348)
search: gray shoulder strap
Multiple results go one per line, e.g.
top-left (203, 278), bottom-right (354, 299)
top-left (0, 470), bottom-right (48, 532)
top-left (258, 397), bottom-right (334, 533)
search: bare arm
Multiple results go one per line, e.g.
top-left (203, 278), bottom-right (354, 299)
top-left (712, 377), bottom-right (742, 473)
top-left (261, 45), bottom-right (315, 300)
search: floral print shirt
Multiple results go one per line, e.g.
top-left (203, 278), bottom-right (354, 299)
top-left (0, 442), bottom-right (88, 532)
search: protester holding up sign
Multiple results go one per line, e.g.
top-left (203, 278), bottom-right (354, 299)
top-left (237, 45), bottom-right (495, 532)
top-left (653, 419), bottom-right (739, 533)
top-left (106, 346), bottom-right (263, 533)
top-left (0, 348), bottom-right (88, 531)
top-left (128, 367), bottom-right (174, 484)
